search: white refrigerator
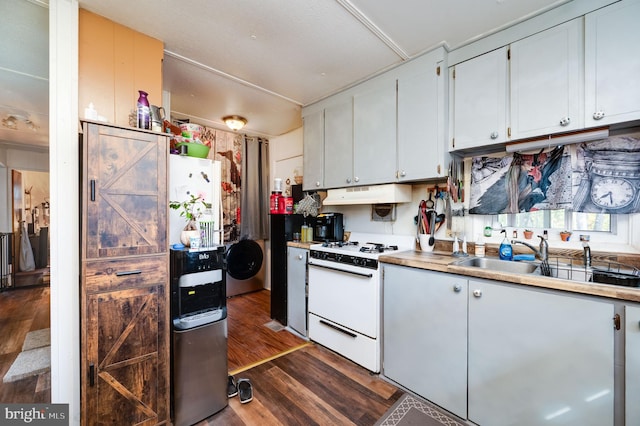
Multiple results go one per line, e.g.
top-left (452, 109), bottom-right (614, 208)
top-left (169, 155), bottom-right (222, 247)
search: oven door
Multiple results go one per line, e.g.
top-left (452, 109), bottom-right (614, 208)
top-left (308, 258), bottom-right (379, 338)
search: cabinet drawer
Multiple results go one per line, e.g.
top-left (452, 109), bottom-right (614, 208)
top-left (83, 255), bottom-right (168, 293)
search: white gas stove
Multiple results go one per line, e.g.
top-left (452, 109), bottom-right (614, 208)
top-left (307, 233), bottom-right (414, 372)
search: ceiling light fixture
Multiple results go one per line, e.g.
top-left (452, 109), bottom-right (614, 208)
top-left (222, 115), bottom-right (247, 132)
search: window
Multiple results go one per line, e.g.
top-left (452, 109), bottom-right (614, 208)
top-left (498, 210), bottom-right (612, 232)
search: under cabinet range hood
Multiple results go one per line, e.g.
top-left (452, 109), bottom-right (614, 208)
top-left (322, 184), bottom-right (412, 205)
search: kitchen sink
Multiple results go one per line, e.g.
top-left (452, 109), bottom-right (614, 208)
top-left (454, 256), bottom-right (539, 274)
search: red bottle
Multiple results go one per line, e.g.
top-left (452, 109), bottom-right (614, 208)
top-left (270, 191), bottom-right (282, 214)
top-left (277, 193), bottom-right (286, 214)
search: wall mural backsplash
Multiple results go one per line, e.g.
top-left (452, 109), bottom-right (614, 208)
top-left (469, 131), bottom-right (640, 215)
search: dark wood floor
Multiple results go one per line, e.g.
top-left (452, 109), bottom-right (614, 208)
top-left (227, 289), bottom-right (307, 373)
top-left (0, 284), bottom-right (51, 403)
top-left (0, 287), bottom-right (402, 425)
top-left (206, 344), bottom-right (403, 426)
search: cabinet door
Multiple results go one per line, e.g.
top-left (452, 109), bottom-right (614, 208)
top-left (353, 78), bottom-right (397, 185)
top-left (83, 122), bottom-right (167, 259)
top-left (450, 47), bottom-right (509, 150)
top-left (585, 0), bottom-right (640, 127)
top-left (397, 51), bottom-right (446, 181)
top-left (287, 247), bottom-right (308, 336)
top-left (302, 110), bottom-right (324, 191)
top-left (468, 279), bottom-right (614, 426)
top-left (83, 284), bottom-right (168, 425)
top-left (383, 265), bottom-right (467, 418)
top-left (510, 19), bottom-right (583, 139)
top-left (626, 304), bottom-right (640, 425)
top-left (324, 98), bottom-right (354, 188)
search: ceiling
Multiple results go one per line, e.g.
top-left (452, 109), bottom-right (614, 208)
top-left (1, 0), bottom-right (571, 149)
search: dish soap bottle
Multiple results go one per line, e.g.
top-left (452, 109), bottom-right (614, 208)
top-left (499, 229), bottom-right (513, 261)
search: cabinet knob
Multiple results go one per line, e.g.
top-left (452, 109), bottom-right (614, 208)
top-left (593, 111), bottom-right (605, 120)
top-left (354, 177), bottom-right (360, 183)
top-left (297, 254), bottom-right (304, 260)
top-left (559, 117), bottom-right (571, 127)
top-left (399, 171), bottom-right (406, 178)
top-left (490, 131), bottom-right (499, 140)
top-left (315, 181), bottom-right (321, 187)
top-left (453, 284), bottom-right (462, 293)
top-left (346, 178), bottom-right (352, 184)
top-left (473, 289), bottom-right (482, 298)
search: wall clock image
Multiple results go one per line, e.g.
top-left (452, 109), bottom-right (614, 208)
top-left (590, 177), bottom-right (636, 209)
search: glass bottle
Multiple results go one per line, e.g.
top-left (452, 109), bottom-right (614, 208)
top-left (136, 90), bottom-right (151, 130)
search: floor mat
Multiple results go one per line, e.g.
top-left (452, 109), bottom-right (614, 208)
top-left (3, 346), bottom-right (51, 383)
top-left (22, 328), bottom-right (50, 351)
top-left (374, 394), bottom-right (465, 426)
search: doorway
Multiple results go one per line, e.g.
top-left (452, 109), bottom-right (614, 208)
top-left (12, 169), bottom-right (50, 287)
top-left (0, 169), bottom-right (51, 400)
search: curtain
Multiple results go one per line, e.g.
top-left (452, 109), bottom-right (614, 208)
top-left (240, 136), bottom-right (269, 240)
top-left (469, 145), bottom-right (572, 214)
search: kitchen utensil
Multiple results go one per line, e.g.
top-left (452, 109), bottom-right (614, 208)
top-left (428, 210), bottom-right (436, 246)
top-left (434, 213), bottom-right (446, 232)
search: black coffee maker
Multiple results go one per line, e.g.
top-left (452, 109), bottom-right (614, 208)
top-left (314, 212), bottom-right (344, 242)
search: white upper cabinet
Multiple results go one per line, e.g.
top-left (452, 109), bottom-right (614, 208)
top-left (353, 75), bottom-right (397, 186)
top-left (397, 48), bottom-right (447, 180)
top-left (585, 0), bottom-right (640, 127)
top-left (449, 46), bottom-right (509, 151)
top-left (510, 18), bottom-right (584, 140)
top-left (323, 97), bottom-right (354, 189)
top-left (302, 109), bottom-right (324, 191)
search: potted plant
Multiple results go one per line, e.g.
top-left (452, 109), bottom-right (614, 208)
top-left (523, 229), bottom-right (534, 239)
top-left (170, 194), bottom-right (207, 246)
top-left (560, 230), bottom-right (572, 242)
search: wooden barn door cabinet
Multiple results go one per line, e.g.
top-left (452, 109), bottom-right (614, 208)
top-left (80, 121), bottom-right (169, 425)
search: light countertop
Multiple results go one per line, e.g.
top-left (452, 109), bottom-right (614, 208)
top-left (379, 250), bottom-right (640, 303)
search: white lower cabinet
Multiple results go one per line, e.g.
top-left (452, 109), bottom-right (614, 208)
top-left (625, 304), bottom-right (640, 425)
top-left (468, 279), bottom-right (614, 426)
top-left (383, 266), bottom-right (616, 426)
top-left (383, 265), bottom-right (468, 418)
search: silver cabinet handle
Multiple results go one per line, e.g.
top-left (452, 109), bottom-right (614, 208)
top-left (473, 289), bottom-right (482, 298)
top-left (354, 176), bottom-right (360, 183)
top-left (297, 254), bottom-right (304, 260)
top-left (593, 111), bottom-right (605, 120)
top-left (399, 170), bottom-right (406, 177)
top-left (559, 117), bottom-right (571, 127)
top-left (315, 181), bottom-right (321, 187)
top-left (453, 284), bottom-right (462, 293)
top-left (346, 177), bottom-right (352, 184)
top-left (490, 131), bottom-right (499, 140)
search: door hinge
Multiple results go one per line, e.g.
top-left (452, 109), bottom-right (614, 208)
top-left (437, 164), bottom-right (441, 175)
top-left (614, 314), bottom-right (621, 331)
top-left (452, 138), bottom-right (455, 148)
top-left (436, 66), bottom-right (441, 76)
top-left (452, 68), bottom-right (456, 79)
top-left (507, 127), bottom-right (511, 138)
top-left (507, 48), bottom-right (511, 60)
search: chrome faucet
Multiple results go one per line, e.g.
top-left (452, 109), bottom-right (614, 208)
top-left (583, 242), bottom-right (592, 268)
top-left (511, 235), bottom-right (549, 262)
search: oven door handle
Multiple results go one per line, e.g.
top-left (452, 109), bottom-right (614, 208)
top-left (319, 319), bottom-right (358, 338)
top-left (308, 262), bottom-right (373, 278)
